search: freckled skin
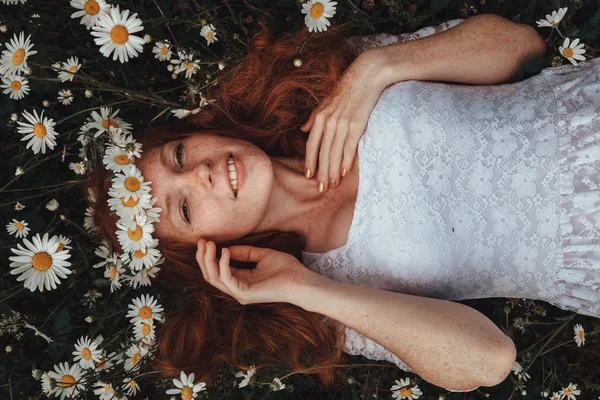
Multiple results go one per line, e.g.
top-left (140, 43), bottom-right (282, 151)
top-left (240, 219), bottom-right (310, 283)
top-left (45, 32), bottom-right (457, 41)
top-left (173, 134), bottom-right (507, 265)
top-left (135, 132), bottom-right (274, 244)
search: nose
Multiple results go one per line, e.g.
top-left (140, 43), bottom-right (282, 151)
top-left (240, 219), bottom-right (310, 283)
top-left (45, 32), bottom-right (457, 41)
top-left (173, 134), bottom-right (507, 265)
top-left (183, 160), bottom-right (214, 190)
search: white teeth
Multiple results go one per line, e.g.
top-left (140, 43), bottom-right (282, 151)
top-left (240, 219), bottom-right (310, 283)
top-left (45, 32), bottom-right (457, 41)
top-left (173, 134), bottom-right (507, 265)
top-left (228, 157), bottom-right (238, 193)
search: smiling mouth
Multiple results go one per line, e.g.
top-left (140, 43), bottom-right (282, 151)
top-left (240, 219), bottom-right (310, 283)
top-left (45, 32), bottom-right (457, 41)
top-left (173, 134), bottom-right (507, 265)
top-left (227, 153), bottom-right (238, 197)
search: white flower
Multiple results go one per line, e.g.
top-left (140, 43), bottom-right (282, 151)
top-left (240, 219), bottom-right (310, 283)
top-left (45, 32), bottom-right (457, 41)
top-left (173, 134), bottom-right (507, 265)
top-left (0, 32), bottom-right (38, 79)
top-left (16, 109), bottom-right (58, 155)
top-left (116, 214), bottom-right (155, 253)
top-left (72, 335), bottom-right (103, 369)
top-left (91, 5), bottom-right (145, 63)
top-left (126, 293), bottom-right (164, 325)
top-left (103, 144), bottom-right (135, 173)
top-left (57, 56), bottom-right (81, 82)
top-left (15, 166), bottom-right (24, 176)
top-left (133, 319), bottom-right (156, 342)
top-left (46, 362), bottom-right (85, 400)
top-left (94, 350), bottom-right (118, 372)
top-left (40, 372), bottom-right (55, 397)
top-left (83, 289), bottom-right (103, 307)
top-left (124, 265), bottom-right (161, 288)
top-left (69, 161), bottom-right (87, 175)
top-left (559, 37), bottom-right (586, 66)
top-left (8, 232), bottom-right (72, 292)
top-left (573, 323), bottom-right (585, 347)
top-left (45, 199), bottom-right (59, 211)
top-left (83, 206), bottom-right (100, 234)
top-left (200, 24), bottom-right (218, 46)
top-left (58, 89), bottom-right (74, 105)
top-left (104, 259), bottom-right (126, 292)
top-left (536, 7), bottom-right (568, 28)
top-left (123, 343), bottom-right (148, 371)
top-left (390, 378), bottom-right (422, 399)
top-left (165, 371), bottom-right (207, 399)
top-left (559, 383), bottom-right (581, 400)
top-left (172, 107), bottom-right (201, 119)
top-left (301, 0), bottom-right (337, 33)
top-left (88, 106), bottom-right (133, 138)
top-left (152, 40), bottom-right (172, 61)
top-left (122, 377), bottom-right (140, 396)
top-left (70, 0), bottom-right (111, 29)
top-left (269, 377), bottom-right (286, 392)
top-left (6, 219), bottom-right (30, 238)
top-left (15, 201), bottom-right (25, 210)
top-left (93, 381), bottom-right (115, 400)
top-left (55, 235), bottom-right (72, 251)
top-left (85, 89), bottom-right (94, 98)
top-left (170, 50), bottom-right (200, 79)
top-left (234, 365), bottom-right (256, 388)
top-left (121, 239), bottom-right (162, 272)
top-left (1, 75), bottom-right (30, 100)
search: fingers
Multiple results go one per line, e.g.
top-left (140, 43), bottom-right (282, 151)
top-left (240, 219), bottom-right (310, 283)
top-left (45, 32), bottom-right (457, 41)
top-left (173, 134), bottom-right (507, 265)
top-left (304, 112), bottom-right (326, 180)
top-left (329, 119), bottom-right (349, 187)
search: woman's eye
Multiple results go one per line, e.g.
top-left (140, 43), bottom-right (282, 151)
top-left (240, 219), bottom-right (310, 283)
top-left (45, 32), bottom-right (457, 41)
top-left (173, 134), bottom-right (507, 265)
top-left (176, 143), bottom-right (183, 168)
top-left (182, 202), bottom-right (189, 222)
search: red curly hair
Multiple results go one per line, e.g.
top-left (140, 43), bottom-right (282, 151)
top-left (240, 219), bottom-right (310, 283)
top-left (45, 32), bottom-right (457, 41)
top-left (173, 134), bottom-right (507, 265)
top-left (84, 16), bottom-right (359, 388)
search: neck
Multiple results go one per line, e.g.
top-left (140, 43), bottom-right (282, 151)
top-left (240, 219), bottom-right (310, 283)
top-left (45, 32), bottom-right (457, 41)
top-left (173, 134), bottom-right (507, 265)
top-left (255, 155), bottom-right (335, 248)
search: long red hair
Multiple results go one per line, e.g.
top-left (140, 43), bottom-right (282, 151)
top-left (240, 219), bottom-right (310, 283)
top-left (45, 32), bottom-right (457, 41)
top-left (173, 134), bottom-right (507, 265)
top-left (85, 16), bottom-right (358, 387)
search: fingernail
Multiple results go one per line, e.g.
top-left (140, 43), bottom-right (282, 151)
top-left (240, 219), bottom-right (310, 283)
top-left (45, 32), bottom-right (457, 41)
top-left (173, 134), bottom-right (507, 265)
top-left (341, 168), bottom-right (347, 177)
top-left (318, 181), bottom-right (324, 193)
top-left (330, 177), bottom-right (335, 187)
top-left (305, 168), bottom-right (311, 179)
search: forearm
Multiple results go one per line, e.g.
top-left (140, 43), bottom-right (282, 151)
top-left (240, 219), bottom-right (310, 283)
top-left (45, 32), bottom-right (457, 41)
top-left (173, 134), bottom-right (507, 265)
top-left (293, 273), bottom-right (516, 391)
top-left (369, 14), bottom-right (547, 86)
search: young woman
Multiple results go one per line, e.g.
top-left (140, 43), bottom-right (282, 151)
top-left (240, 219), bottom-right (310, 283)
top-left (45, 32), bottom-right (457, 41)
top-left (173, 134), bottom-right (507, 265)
top-left (85, 13), bottom-right (600, 393)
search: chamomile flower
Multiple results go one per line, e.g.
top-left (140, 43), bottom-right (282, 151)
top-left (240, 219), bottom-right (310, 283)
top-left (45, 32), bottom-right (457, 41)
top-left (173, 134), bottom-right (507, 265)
top-left (200, 24), bottom-right (218, 46)
top-left (573, 324), bottom-right (585, 347)
top-left (94, 350), bottom-right (118, 372)
top-left (73, 335), bottom-right (103, 369)
top-left (8, 232), bottom-right (72, 292)
top-left (55, 235), bottom-right (72, 251)
top-left (16, 109), bottom-right (58, 155)
top-left (122, 377), bottom-right (140, 396)
top-left (152, 40), bottom-right (172, 61)
top-left (103, 144), bottom-right (135, 173)
top-left (47, 362), bottom-right (85, 400)
top-left (536, 7), bottom-right (568, 28)
top-left (91, 5), bottom-right (145, 63)
top-left (69, 161), bottom-right (87, 175)
top-left (1, 75), bottom-right (30, 100)
top-left (559, 383), bottom-right (581, 400)
top-left (57, 89), bottom-right (74, 105)
top-left (83, 288), bottom-right (103, 307)
top-left (104, 259), bottom-right (126, 292)
top-left (234, 365), bottom-right (256, 388)
top-left (40, 372), bottom-right (56, 397)
top-left (166, 371), bottom-right (207, 399)
top-left (111, 164), bottom-right (152, 202)
top-left (124, 265), bottom-right (161, 289)
top-left (93, 239), bottom-right (114, 268)
top-left (45, 199), bottom-right (59, 211)
top-left (269, 377), bottom-right (286, 391)
top-left (559, 37), bottom-right (586, 66)
top-left (15, 201), bottom-right (25, 210)
top-left (88, 106), bottom-right (133, 138)
top-left (0, 32), bottom-right (38, 78)
top-left (84, 206), bottom-right (100, 234)
top-left (121, 239), bottom-right (161, 271)
top-left (116, 214), bottom-right (155, 252)
top-left (390, 378), bottom-right (422, 399)
top-left (133, 319), bottom-right (156, 342)
top-left (172, 107), bottom-right (201, 119)
top-left (70, 0), bottom-right (111, 30)
top-left (126, 294), bottom-right (164, 325)
top-left (6, 219), bottom-right (30, 239)
top-left (170, 50), bottom-right (200, 79)
top-left (108, 189), bottom-right (152, 226)
top-left (301, 0), bottom-right (337, 33)
top-left (57, 56), bottom-right (81, 82)
top-left (93, 381), bottom-right (115, 400)
top-left (123, 343), bottom-right (148, 371)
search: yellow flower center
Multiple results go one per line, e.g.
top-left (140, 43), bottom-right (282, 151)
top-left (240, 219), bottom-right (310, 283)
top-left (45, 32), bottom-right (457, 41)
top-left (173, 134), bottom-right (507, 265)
top-left (33, 122), bottom-right (47, 138)
top-left (84, 0), bottom-right (100, 15)
top-left (32, 252), bottom-right (52, 271)
top-left (160, 46), bottom-right (169, 55)
top-left (141, 323), bottom-right (151, 336)
top-left (115, 155), bottom-right (131, 166)
top-left (133, 249), bottom-right (146, 258)
top-left (12, 48), bottom-right (25, 66)
top-left (104, 384), bottom-right (111, 391)
top-left (184, 62), bottom-right (193, 70)
top-left (181, 386), bottom-right (193, 400)
top-left (81, 348), bottom-right (92, 360)
top-left (11, 80), bottom-right (22, 91)
top-left (110, 25), bottom-right (129, 45)
top-left (60, 375), bottom-right (76, 387)
top-left (110, 265), bottom-right (117, 280)
top-left (207, 31), bottom-right (213, 39)
top-left (69, 65), bottom-right (78, 73)
top-left (127, 225), bottom-right (143, 241)
top-left (101, 119), bottom-right (119, 129)
top-left (121, 197), bottom-right (138, 208)
top-left (128, 380), bottom-right (137, 387)
top-left (132, 352), bottom-right (141, 366)
top-left (146, 266), bottom-right (153, 272)
top-left (15, 223), bottom-right (24, 230)
top-left (63, 93), bottom-right (70, 98)
top-left (579, 331), bottom-right (584, 339)
top-left (139, 306), bottom-right (152, 319)
top-left (124, 177), bottom-right (140, 192)
top-left (75, 164), bottom-right (82, 171)
top-left (563, 47), bottom-right (573, 57)
top-left (565, 389), bottom-right (572, 396)
top-left (310, 3), bottom-right (324, 18)
top-left (94, 358), bottom-right (106, 369)
top-left (399, 387), bottom-right (412, 397)
top-left (57, 243), bottom-right (64, 251)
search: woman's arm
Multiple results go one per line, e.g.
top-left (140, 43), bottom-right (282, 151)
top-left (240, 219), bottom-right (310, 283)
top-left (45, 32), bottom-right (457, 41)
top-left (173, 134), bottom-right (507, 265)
top-left (367, 13), bottom-right (547, 86)
top-left (291, 272), bottom-right (517, 391)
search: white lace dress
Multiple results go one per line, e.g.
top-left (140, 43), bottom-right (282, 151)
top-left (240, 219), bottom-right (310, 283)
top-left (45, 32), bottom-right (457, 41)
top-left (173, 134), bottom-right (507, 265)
top-left (302, 18), bottom-right (600, 392)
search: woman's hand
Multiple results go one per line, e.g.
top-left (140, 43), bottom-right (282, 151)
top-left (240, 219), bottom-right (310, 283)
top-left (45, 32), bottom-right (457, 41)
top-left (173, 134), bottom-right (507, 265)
top-left (196, 239), bottom-right (317, 305)
top-left (300, 50), bottom-right (389, 192)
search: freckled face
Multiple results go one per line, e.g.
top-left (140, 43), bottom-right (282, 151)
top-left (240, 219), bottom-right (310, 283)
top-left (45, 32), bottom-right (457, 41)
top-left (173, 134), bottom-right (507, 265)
top-left (135, 132), bottom-right (273, 244)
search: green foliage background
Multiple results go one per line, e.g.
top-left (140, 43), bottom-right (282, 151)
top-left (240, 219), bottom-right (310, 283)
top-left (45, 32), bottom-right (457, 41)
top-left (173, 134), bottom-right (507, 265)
top-left (1, 0), bottom-right (600, 399)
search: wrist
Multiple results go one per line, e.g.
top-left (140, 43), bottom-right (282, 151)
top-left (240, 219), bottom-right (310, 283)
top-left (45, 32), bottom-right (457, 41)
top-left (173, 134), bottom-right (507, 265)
top-left (363, 45), bottom-right (420, 88)
top-left (288, 270), bottom-right (335, 312)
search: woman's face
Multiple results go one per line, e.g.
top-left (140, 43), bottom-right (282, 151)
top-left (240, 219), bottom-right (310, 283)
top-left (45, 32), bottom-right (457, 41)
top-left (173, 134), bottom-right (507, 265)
top-left (135, 132), bottom-right (274, 244)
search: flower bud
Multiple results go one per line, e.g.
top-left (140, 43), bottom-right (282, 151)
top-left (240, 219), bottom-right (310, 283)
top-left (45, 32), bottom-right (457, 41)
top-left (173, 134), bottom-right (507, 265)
top-left (167, 64), bottom-right (174, 72)
top-left (5, 345), bottom-right (12, 353)
top-left (144, 34), bottom-right (152, 43)
top-left (46, 199), bottom-right (59, 211)
top-left (85, 90), bottom-right (93, 98)
top-left (85, 316), bottom-right (94, 323)
top-left (10, 113), bottom-right (19, 121)
top-left (218, 62), bottom-right (225, 70)
top-left (171, 73), bottom-right (177, 79)
top-left (15, 166), bottom-right (24, 176)
top-left (293, 58), bottom-right (303, 67)
top-left (42, 100), bottom-right (50, 107)
top-left (0, 25), bottom-right (7, 33)
top-left (60, 214), bottom-right (67, 221)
